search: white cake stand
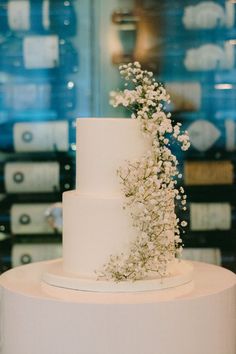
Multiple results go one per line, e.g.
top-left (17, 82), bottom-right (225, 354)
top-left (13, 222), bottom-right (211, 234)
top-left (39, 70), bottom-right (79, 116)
top-left (42, 258), bottom-right (194, 292)
top-left (0, 260), bottom-right (235, 354)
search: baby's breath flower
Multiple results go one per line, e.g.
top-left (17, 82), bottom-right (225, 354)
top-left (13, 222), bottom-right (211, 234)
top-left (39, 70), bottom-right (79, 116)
top-left (100, 62), bottom-right (190, 282)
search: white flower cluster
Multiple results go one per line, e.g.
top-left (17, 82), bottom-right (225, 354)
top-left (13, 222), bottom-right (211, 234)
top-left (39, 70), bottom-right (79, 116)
top-left (101, 62), bottom-right (190, 282)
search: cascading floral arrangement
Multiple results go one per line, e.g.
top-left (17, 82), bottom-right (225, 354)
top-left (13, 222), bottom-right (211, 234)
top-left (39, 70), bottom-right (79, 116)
top-left (101, 62), bottom-right (190, 282)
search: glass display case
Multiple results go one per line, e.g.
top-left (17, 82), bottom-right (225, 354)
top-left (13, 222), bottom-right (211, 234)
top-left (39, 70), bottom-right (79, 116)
top-left (0, 0), bottom-right (235, 273)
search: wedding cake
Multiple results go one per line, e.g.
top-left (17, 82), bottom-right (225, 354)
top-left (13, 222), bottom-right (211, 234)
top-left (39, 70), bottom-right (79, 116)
top-left (44, 62), bottom-right (193, 291)
top-left (63, 117), bottom-right (152, 276)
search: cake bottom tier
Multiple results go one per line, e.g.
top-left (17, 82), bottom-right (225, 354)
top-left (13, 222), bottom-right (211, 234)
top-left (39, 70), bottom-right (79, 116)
top-left (0, 261), bottom-right (235, 354)
top-left (63, 191), bottom-right (141, 277)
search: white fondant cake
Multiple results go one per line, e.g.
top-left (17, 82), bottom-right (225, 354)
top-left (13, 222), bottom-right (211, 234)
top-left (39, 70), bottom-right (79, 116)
top-left (43, 117), bottom-right (193, 291)
top-left (63, 118), bottom-right (152, 277)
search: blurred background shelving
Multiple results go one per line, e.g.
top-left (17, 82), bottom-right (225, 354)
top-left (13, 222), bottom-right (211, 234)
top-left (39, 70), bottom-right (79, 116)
top-left (0, 0), bottom-right (236, 273)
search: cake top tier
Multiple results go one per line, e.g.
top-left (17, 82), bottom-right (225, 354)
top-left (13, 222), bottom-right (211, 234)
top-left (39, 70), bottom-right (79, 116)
top-left (76, 118), bottom-right (151, 195)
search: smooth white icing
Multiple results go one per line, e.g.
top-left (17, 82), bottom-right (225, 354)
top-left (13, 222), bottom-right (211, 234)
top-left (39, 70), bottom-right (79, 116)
top-left (76, 118), bottom-right (151, 195)
top-left (63, 191), bottom-right (137, 276)
top-left (63, 118), bottom-right (152, 278)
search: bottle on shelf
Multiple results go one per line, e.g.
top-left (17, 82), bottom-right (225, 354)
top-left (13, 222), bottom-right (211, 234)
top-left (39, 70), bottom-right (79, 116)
top-left (0, 34), bottom-right (78, 75)
top-left (183, 159), bottom-right (235, 186)
top-left (0, 77), bottom-right (77, 113)
top-left (182, 247), bottom-right (221, 266)
top-left (163, 39), bottom-right (236, 79)
top-left (0, 119), bottom-right (76, 153)
top-left (160, 1), bottom-right (235, 36)
top-left (0, 201), bottom-right (62, 235)
top-left (0, 0), bottom-right (77, 37)
top-left (0, 159), bottom-right (75, 194)
top-left (171, 114), bottom-right (236, 158)
top-left (182, 247), bottom-right (236, 273)
top-left (165, 81), bottom-right (236, 113)
top-left (11, 240), bottom-right (62, 268)
top-left (178, 201), bottom-right (236, 232)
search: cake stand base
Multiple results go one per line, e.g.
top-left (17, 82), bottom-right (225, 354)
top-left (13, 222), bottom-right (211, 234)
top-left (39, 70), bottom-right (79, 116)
top-left (42, 258), bottom-right (193, 292)
top-left (0, 261), bottom-right (235, 354)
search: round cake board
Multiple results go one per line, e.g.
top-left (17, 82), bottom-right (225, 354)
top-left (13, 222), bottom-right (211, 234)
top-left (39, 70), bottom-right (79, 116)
top-left (42, 259), bottom-right (194, 293)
